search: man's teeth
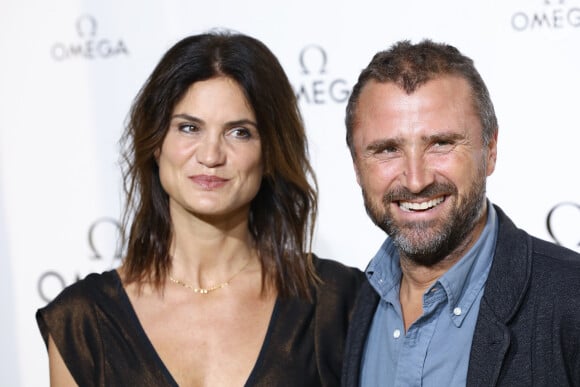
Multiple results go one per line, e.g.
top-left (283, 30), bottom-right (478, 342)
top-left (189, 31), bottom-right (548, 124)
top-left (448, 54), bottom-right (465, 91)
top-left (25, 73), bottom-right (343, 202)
top-left (399, 197), bottom-right (444, 211)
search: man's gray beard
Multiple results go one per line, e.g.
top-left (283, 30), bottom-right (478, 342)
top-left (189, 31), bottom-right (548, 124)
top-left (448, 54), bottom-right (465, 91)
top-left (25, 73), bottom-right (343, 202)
top-left (363, 177), bottom-right (487, 267)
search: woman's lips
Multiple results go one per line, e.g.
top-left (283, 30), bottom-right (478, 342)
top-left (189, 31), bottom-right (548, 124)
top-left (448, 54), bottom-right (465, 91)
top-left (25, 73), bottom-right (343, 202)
top-left (190, 174), bottom-right (229, 189)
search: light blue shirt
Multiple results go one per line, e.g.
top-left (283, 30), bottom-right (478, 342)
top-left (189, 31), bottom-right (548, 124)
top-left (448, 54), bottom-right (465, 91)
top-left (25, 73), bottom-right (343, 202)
top-left (360, 203), bottom-right (498, 387)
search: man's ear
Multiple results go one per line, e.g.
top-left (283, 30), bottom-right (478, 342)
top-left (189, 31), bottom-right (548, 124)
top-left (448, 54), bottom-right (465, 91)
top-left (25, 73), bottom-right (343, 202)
top-left (486, 129), bottom-right (498, 177)
top-left (353, 159), bottom-right (362, 186)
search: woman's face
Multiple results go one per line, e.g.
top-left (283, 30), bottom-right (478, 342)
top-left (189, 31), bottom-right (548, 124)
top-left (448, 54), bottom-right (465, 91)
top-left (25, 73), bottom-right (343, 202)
top-left (157, 76), bottom-right (263, 222)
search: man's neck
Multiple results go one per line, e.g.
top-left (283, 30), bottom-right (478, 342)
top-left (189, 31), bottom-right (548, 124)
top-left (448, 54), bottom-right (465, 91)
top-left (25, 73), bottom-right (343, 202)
top-left (398, 258), bottom-right (455, 331)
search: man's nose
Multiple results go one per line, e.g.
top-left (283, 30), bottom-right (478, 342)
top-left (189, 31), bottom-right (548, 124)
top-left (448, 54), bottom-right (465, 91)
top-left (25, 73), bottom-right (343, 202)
top-left (402, 152), bottom-right (434, 193)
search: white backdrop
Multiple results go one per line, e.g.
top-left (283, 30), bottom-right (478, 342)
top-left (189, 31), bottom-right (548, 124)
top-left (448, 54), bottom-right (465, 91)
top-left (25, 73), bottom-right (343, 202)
top-left (1, 0), bottom-right (579, 385)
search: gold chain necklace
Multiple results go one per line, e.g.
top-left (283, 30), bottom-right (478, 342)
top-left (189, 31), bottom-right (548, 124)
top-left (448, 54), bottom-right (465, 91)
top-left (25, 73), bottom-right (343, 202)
top-left (168, 259), bottom-right (251, 294)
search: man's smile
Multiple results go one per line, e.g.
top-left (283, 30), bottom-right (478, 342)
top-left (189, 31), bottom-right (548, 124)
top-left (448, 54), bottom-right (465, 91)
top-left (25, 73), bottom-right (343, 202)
top-left (398, 196), bottom-right (446, 212)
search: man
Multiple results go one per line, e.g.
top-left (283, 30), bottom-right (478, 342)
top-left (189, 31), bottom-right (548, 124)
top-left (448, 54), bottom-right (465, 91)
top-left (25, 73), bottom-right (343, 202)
top-left (342, 40), bottom-right (580, 386)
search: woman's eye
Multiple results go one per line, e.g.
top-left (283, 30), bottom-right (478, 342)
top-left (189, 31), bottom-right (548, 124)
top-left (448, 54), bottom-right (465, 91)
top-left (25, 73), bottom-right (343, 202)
top-left (229, 127), bottom-right (252, 139)
top-left (178, 123), bottom-right (198, 133)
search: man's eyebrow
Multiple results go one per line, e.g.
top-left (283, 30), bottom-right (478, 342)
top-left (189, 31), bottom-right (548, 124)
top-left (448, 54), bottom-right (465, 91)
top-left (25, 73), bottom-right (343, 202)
top-left (424, 132), bottom-right (465, 142)
top-left (362, 132), bottom-right (467, 155)
top-left (365, 138), bottom-right (403, 153)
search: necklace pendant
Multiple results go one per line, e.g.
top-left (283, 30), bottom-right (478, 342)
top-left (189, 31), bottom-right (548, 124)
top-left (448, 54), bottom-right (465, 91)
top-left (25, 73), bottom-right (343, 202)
top-left (169, 259), bottom-right (250, 295)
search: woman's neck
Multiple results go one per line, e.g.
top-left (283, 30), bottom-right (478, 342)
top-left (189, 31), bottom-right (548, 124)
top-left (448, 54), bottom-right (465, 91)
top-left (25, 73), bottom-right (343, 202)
top-left (168, 205), bottom-right (257, 287)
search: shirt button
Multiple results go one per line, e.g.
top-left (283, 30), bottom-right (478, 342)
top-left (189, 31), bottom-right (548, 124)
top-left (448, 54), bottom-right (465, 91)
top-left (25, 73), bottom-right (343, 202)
top-left (453, 307), bottom-right (462, 316)
top-left (393, 329), bottom-right (401, 339)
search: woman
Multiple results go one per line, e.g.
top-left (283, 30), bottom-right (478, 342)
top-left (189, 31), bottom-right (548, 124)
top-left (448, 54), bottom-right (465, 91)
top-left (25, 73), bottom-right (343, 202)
top-left (36, 31), bottom-right (364, 386)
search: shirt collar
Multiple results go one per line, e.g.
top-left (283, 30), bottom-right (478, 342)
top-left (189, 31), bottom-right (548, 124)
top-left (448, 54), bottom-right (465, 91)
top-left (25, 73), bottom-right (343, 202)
top-left (366, 236), bottom-right (401, 299)
top-left (366, 200), bottom-right (498, 326)
top-left (435, 202), bottom-right (497, 326)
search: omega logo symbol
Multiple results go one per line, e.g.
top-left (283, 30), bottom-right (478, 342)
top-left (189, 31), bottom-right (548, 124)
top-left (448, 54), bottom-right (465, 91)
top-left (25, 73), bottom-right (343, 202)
top-left (546, 202), bottom-right (580, 251)
top-left (88, 217), bottom-right (124, 262)
top-left (76, 14), bottom-right (98, 38)
top-left (37, 217), bottom-right (124, 303)
top-left (299, 44), bottom-right (327, 75)
top-left (50, 14), bottom-right (129, 61)
top-left (294, 44), bottom-right (350, 104)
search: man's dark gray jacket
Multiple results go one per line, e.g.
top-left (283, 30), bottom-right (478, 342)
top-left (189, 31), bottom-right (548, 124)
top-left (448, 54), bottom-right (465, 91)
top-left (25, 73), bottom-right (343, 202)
top-left (342, 205), bottom-right (580, 386)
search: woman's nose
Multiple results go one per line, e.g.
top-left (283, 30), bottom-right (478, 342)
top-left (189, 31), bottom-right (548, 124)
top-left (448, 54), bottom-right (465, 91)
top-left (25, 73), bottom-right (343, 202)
top-left (195, 134), bottom-right (225, 167)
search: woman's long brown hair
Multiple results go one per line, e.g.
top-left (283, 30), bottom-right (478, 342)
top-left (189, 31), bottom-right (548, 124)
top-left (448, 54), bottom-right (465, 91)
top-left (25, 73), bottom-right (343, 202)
top-left (119, 31), bottom-right (318, 299)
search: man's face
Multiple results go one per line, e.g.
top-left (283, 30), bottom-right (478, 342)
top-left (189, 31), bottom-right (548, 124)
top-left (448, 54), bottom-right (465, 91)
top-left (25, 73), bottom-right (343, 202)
top-left (351, 76), bottom-right (497, 266)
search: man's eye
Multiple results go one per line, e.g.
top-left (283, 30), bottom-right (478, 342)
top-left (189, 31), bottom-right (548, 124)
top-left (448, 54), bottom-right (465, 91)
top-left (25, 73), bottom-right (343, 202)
top-left (380, 146), bottom-right (398, 154)
top-left (366, 146), bottom-right (399, 160)
top-left (431, 140), bottom-right (456, 153)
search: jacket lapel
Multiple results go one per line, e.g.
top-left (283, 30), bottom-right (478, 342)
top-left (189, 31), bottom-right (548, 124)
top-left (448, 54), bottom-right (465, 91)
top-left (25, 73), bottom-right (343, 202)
top-left (342, 280), bottom-right (380, 387)
top-left (467, 205), bottom-right (533, 386)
